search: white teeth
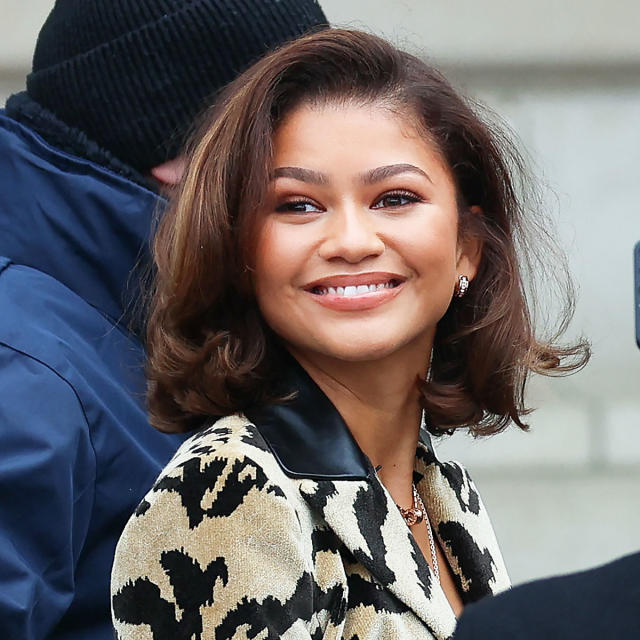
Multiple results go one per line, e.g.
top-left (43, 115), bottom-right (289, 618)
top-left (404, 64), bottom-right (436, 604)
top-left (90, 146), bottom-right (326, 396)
top-left (314, 281), bottom-right (398, 296)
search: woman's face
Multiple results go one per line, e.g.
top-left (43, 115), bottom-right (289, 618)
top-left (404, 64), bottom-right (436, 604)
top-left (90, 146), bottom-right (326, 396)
top-left (253, 101), bottom-right (481, 367)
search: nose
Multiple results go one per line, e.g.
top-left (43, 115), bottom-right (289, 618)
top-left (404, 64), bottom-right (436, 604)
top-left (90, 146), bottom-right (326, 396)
top-left (317, 204), bottom-right (385, 263)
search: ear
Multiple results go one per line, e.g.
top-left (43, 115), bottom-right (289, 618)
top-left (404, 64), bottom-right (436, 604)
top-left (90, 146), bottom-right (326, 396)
top-left (456, 205), bottom-right (484, 281)
top-left (149, 155), bottom-right (187, 186)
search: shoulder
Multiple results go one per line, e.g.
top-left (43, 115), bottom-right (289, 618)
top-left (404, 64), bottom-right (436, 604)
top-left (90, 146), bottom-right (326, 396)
top-left (112, 415), bottom-right (314, 636)
top-left (0, 268), bottom-right (98, 485)
top-left (0, 257), bottom-right (113, 356)
top-left (0, 256), bottom-right (142, 394)
top-left (0, 257), bottom-right (112, 340)
top-left (0, 256), bottom-right (149, 453)
top-left (160, 414), bottom-right (289, 487)
top-left (114, 415), bottom-right (304, 560)
top-left (0, 267), bottom-right (91, 443)
top-left (115, 412), bottom-right (304, 543)
top-left (134, 415), bottom-right (295, 526)
top-left (0, 336), bottom-right (94, 480)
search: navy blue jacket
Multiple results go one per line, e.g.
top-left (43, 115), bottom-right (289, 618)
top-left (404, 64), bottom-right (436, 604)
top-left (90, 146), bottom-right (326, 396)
top-left (0, 112), bottom-right (186, 639)
top-left (454, 551), bottom-right (640, 639)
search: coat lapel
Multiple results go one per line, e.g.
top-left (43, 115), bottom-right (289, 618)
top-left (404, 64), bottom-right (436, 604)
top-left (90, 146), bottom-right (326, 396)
top-left (298, 472), bottom-right (458, 640)
top-left (414, 442), bottom-right (511, 603)
top-left (248, 357), bottom-right (508, 638)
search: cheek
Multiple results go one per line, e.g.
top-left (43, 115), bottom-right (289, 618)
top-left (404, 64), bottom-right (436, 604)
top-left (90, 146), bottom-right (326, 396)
top-left (396, 216), bottom-right (459, 277)
top-left (253, 221), bottom-right (304, 312)
top-left (253, 224), bottom-right (280, 303)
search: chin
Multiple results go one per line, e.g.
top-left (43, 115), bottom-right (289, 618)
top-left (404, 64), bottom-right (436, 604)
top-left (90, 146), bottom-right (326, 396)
top-left (308, 336), bottom-right (409, 363)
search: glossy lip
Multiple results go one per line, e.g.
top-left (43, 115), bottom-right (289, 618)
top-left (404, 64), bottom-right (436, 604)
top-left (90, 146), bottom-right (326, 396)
top-left (303, 272), bottom-right (406, 311)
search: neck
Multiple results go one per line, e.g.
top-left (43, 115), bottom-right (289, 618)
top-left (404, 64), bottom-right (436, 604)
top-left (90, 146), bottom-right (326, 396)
top-left (290, 346), bottom-right (430, 506)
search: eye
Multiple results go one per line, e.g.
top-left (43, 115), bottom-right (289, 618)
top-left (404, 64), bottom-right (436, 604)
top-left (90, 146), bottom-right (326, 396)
top-left (372, 190), bottom-right (423, 209)
top-left (275, 199), bottom-right (323, 214)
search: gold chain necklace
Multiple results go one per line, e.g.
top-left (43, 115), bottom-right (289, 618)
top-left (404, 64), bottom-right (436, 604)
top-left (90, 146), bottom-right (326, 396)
top-left (397, 484), bottom-right (440, 583)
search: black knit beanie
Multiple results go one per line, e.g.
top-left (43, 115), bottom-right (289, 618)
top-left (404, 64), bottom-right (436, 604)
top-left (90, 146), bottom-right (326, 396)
top-left (26, 0), bottom-right (328, 172)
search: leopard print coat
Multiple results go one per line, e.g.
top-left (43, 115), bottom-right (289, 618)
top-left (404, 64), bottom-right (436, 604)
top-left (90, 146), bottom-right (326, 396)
top-left (111, 364), bottom-right (509, 640)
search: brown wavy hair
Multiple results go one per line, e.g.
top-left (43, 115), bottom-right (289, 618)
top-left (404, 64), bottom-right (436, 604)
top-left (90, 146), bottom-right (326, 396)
top-left (146, 28), bottom-right (590, 435)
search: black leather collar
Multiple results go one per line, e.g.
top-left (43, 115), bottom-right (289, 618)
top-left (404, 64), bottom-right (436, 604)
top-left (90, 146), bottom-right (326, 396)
top-left (245, 354), bottom-right (434, 480)
top-left (245, 356), bottom-right (372, 480)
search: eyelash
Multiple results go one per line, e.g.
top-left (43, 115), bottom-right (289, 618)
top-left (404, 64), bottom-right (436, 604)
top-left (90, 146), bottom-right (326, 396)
top-left (372, 190), bottom-right (423, 209)
top-left (275, 190), bottom-right (423, 214)
top-left (275, 198), bottom-right (323, 214)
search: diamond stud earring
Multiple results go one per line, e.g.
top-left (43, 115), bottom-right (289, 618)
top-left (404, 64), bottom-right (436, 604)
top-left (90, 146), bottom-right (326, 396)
top-left (454, 274), bottom-right (469, 298)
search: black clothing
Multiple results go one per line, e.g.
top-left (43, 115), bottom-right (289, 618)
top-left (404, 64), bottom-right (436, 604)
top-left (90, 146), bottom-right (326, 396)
top-left (454, 551), bottom-right (640, 639)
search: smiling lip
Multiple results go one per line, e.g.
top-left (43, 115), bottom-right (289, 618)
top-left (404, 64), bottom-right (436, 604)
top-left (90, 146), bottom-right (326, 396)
top-left (303, 272), bottom-right (406, 311)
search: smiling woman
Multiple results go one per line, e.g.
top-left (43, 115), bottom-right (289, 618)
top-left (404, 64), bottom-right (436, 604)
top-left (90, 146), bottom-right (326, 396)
top-left (111, 29), bottom-right (589, 640)
top-left (254, 102), bottom-right (477, 369)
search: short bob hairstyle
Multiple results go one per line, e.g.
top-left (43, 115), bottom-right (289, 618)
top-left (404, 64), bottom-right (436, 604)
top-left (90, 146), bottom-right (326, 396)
top-left (147, 28), bottom-right (589, 435)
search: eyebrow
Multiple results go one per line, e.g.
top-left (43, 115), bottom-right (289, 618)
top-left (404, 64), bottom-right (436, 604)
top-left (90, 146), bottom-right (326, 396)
top-left (360, 163), bottom-right (432, 185)
top-left (271, 163), bottom-right (432, 186)
top-left (272, 166), bottom-right (328, 185)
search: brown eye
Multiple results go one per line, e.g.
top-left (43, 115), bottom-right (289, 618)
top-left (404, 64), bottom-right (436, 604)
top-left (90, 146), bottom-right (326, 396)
top-left (372, 191), bottom-right (422, 209)
top-left (276, 200), bottom-right (322, 214)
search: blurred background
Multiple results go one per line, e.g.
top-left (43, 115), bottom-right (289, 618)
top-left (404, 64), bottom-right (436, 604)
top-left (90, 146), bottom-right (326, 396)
top-left (2, 1), bottom-right (638, 585)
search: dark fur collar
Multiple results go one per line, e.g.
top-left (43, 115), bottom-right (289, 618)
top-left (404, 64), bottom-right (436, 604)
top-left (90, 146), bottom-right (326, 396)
top-left (5, 92), bottom-right (154, 190)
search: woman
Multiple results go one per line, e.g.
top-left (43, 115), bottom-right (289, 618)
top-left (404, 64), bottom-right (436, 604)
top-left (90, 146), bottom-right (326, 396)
top-left (111, 29), bottom-right (588, 640)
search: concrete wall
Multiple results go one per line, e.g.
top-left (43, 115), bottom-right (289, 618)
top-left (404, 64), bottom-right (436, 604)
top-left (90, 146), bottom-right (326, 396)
top-left (433, 67), bottom-right (640, 583)
top-left (0, 0), bottom-right (50, 99)
top-left (2, 1), bottom-right (639, 586)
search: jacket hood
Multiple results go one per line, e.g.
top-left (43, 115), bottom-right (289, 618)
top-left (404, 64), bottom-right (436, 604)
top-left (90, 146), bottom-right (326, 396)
top-left (0, 111), bottom-right (163, 331)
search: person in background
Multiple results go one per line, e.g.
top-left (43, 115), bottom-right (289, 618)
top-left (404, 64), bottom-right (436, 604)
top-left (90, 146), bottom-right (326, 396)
top-left (0, 1), bottom-right (327, 638)
top-left (453, 550), bottom-right (640, 638)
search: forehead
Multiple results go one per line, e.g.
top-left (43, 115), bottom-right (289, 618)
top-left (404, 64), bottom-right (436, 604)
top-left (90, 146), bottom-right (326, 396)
top-left (271, 100), bottom-right (451, 185)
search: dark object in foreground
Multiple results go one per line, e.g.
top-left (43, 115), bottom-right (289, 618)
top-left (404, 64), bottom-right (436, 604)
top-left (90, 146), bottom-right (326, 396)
top-left (634, 241), bottom-right (640, 349)
top-left (454, 551), bottom-right (640, 639)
